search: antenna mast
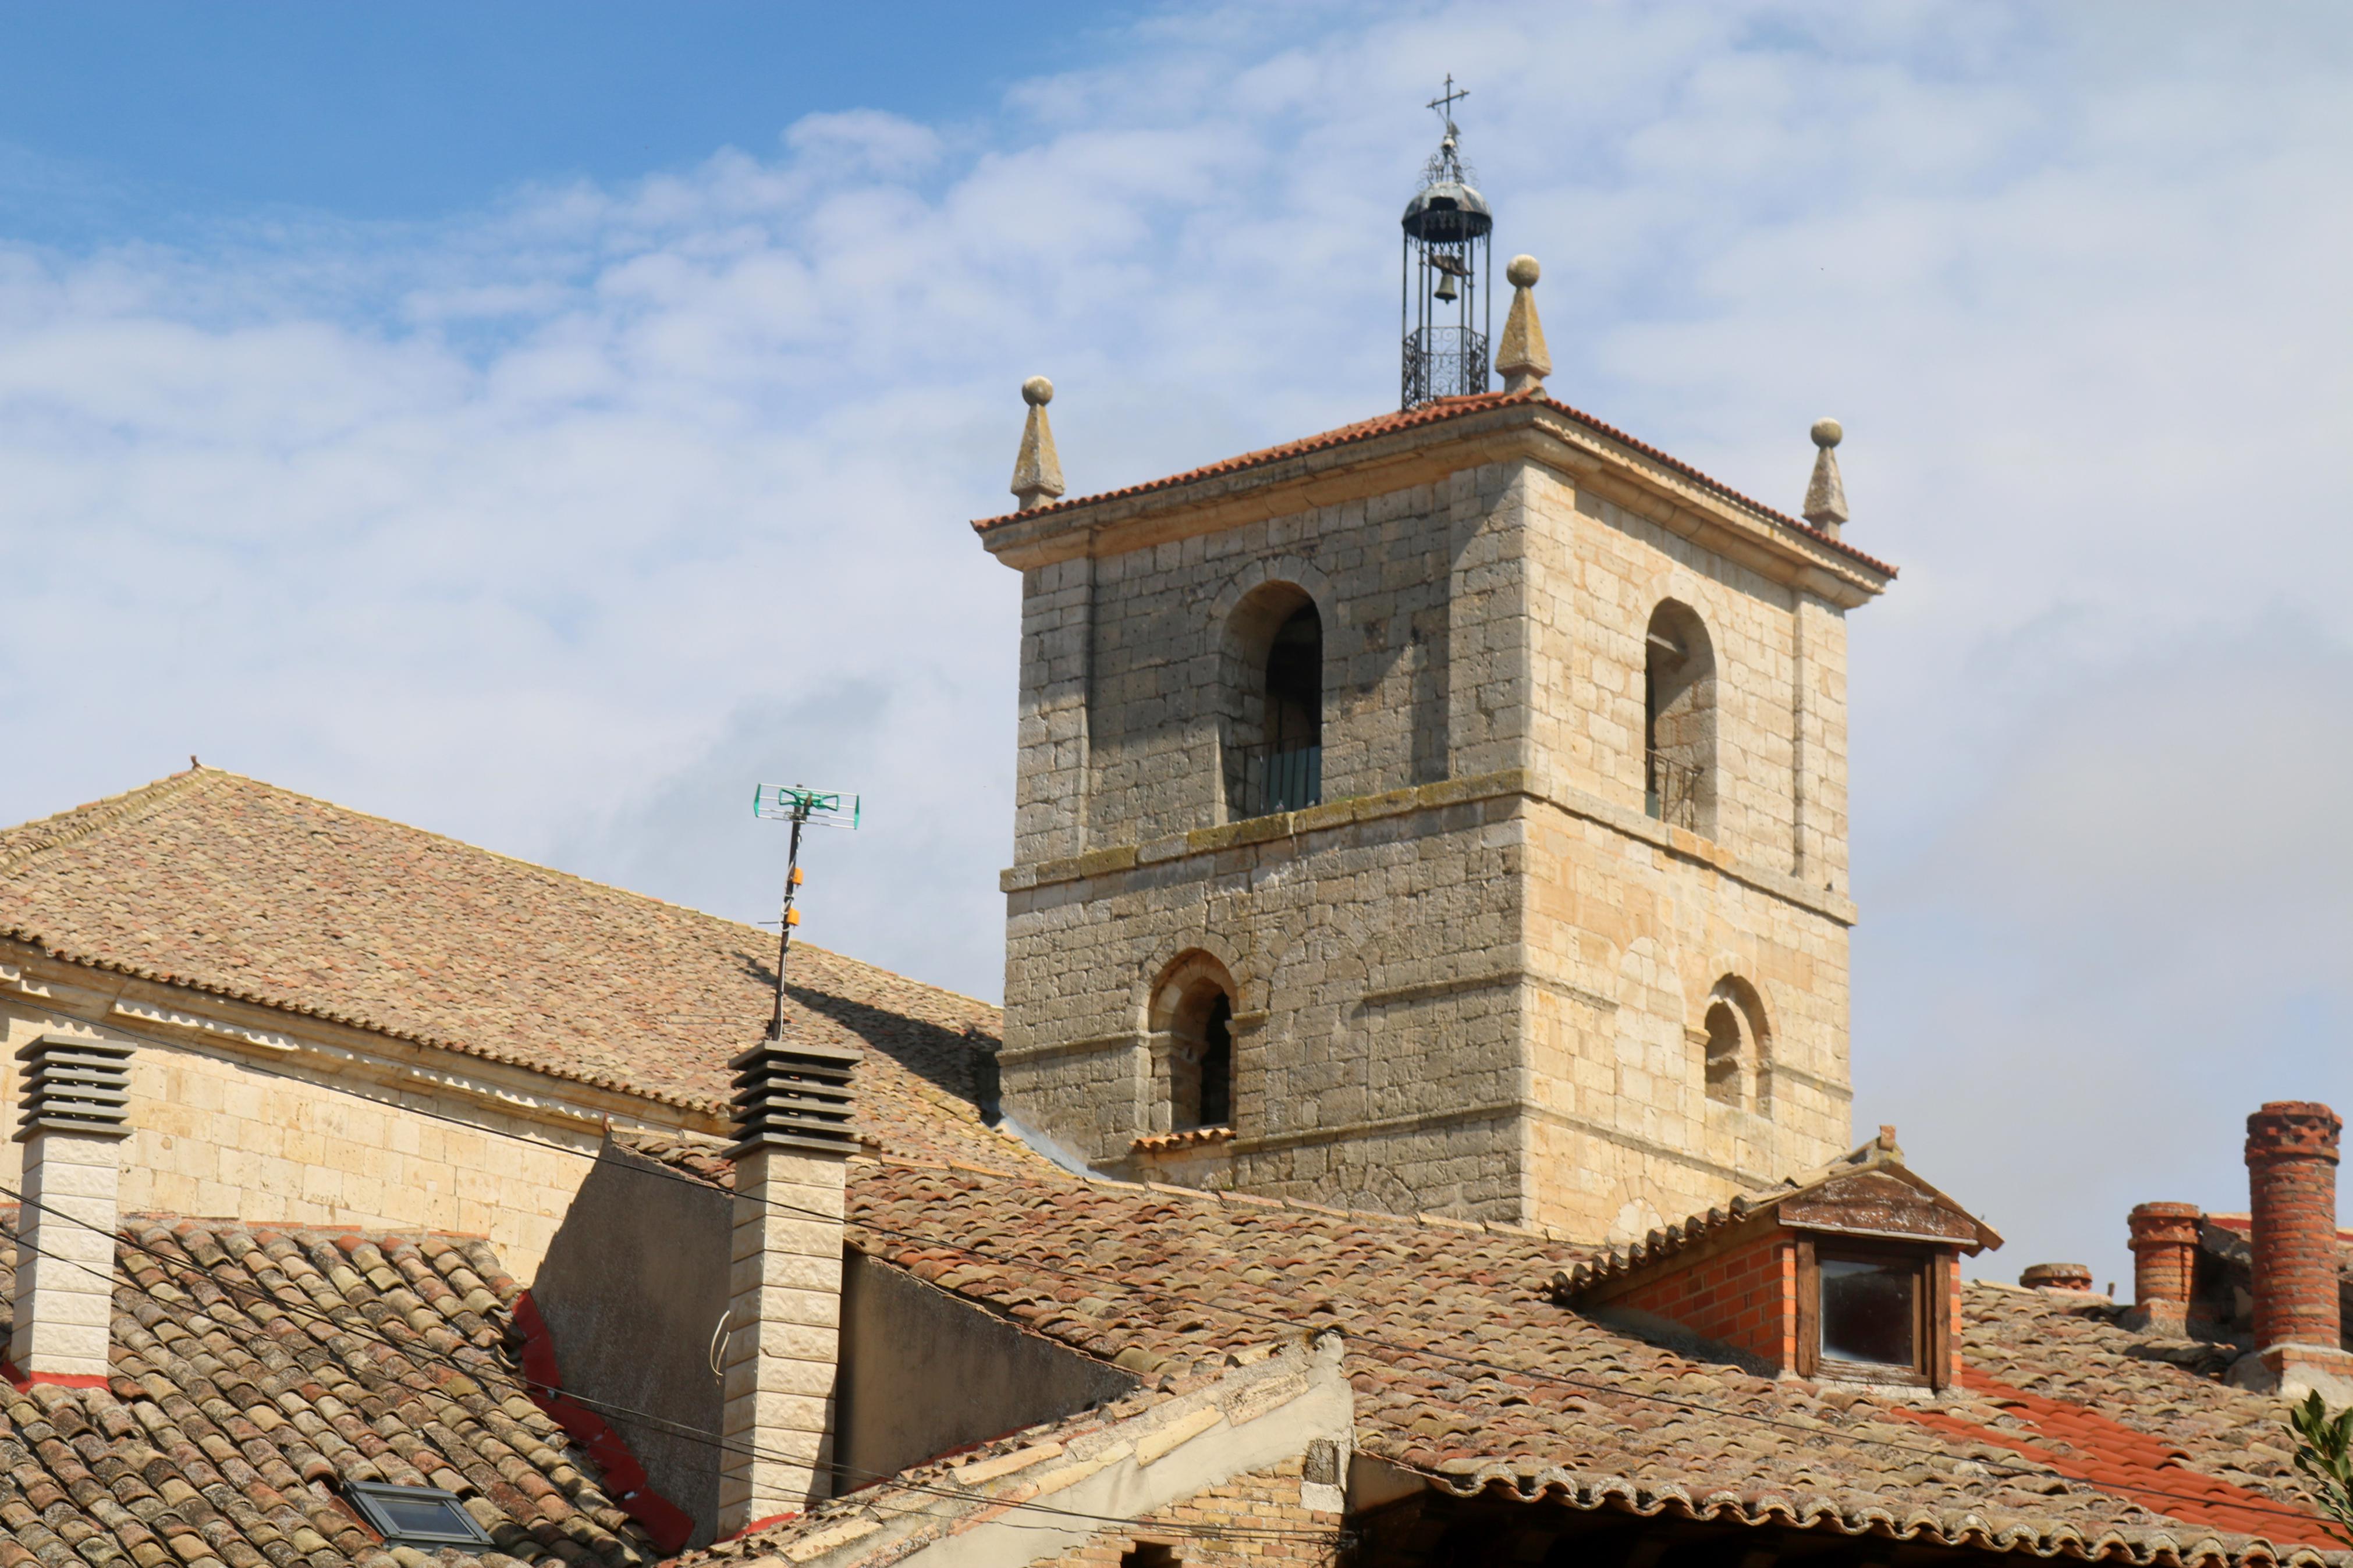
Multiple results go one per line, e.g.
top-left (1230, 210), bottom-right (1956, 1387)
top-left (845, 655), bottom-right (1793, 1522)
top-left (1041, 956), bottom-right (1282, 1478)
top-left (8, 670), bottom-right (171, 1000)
top-left (751, 784), bottom-right (861, 1040)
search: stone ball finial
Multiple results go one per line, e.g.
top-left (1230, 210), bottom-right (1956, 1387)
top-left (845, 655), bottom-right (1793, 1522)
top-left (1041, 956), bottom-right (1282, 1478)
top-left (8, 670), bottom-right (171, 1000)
top-left (1022, 375), bottom-right (1055, 407)
top-left (1506, 254), bottom-right (1541, 289)
top-left (1811, 417), bottom-right (1843, 449)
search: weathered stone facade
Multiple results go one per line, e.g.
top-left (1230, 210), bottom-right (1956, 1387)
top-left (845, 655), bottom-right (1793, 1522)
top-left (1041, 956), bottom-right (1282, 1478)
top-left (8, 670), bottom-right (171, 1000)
top-left (0, 952), bottom-right (698, 1281)
top-left (978, 396), bottom-right (1891, 1240)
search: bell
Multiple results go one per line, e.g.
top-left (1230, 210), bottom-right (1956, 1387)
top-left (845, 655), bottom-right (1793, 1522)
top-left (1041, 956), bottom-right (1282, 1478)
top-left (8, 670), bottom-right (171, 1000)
top-left (1433, 271), bottom-right (1459, 304)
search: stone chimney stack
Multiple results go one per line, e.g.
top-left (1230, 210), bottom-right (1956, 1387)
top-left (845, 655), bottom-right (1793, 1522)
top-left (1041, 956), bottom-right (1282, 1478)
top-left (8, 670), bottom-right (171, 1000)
top-left (8, 1032), bottom-right (134, 1385)
top-left (2127, 1201), bottom-right (2203, 1329)
top-left (716, 1034), bottom-right (861, 1535)
top-left (2243, 1101), bottom-right (2352, 1403)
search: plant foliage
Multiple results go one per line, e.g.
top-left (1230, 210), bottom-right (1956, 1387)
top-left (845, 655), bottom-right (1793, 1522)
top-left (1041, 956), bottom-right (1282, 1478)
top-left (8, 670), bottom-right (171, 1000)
top-left (2290, 1391), bottom-right (2353, 1548)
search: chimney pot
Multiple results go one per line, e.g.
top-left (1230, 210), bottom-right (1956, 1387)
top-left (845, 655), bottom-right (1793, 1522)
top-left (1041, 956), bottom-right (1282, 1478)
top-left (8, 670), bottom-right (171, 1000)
top-left (2242, 1100), bottom-right (2352, 1402)
top-left (2127, 1201), bottom-right (2203, 1321)
top-left (2020, 1262), bottom-right (2094, 1292)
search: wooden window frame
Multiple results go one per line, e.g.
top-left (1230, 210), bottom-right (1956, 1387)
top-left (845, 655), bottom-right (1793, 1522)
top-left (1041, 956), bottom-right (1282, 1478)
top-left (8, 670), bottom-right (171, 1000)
top-left (1793, 1236), bottom-right (1953, 1389)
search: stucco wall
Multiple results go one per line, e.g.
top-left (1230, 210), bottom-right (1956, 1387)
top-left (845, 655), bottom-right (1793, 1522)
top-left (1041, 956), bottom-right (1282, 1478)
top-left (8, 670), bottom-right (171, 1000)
top-left (837, 1253), bottom-right (1138, 1488)
top-left (534, 1138), bottom-right (732, 1548)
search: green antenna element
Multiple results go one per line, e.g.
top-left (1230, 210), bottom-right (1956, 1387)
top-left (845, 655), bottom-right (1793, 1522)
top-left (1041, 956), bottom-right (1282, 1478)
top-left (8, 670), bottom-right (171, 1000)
top-left (753, 784), bottom-right (860, 828)
top-left (751, 783), bottom-right (862, 1041)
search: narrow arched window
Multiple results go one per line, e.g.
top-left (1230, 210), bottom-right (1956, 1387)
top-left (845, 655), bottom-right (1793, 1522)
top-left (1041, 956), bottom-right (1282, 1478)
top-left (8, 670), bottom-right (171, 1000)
top-left (1152, 954), bottom-right (1239, 1133)
top-left (1700, 975), bottom-right (1772, 1114)
top-left (1197, 994), bottom-right (1233, 1129)
top-left (1703, 1000), bottom-right (1744, 1106)
top-left (1644, 600), bottom-right (1716, 835)
top-left (1222, 584), bottom-right (1323, 819)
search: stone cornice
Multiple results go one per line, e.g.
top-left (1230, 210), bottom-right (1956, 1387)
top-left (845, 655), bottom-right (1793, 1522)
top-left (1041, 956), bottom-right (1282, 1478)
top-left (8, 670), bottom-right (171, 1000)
top-left (974, 400), bottom-right (1890, 609)
top-left (1000, 768), bottom-right (1859, 929)
top-left (0, 943), bottom-right (726, 1142)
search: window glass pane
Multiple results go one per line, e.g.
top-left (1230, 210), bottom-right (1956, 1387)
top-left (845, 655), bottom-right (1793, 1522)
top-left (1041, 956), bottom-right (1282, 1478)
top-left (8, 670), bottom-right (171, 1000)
top-left (373, 1494), bottom-right (473, 1536)
top-left (1819, 1256), bottom-right (1915, 1367)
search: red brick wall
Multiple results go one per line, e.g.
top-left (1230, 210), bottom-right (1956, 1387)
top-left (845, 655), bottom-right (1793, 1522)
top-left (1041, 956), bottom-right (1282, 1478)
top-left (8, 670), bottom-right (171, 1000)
top-left (2245, 1101), bottom-right (2343, 1353)
top-left (1606, 1228), bottom-right (1797, 1370)
top-left (1038, 1458), bottom-right (1343, 1566)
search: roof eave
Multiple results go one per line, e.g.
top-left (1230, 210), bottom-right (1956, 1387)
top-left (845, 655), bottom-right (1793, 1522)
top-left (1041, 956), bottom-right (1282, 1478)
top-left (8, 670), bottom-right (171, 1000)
top-left (971, 396), bottom-right (1893, 609)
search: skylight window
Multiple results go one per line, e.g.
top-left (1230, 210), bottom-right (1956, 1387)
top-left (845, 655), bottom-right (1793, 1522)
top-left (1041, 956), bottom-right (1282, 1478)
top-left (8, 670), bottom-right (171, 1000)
top-left (345, 1482), bottom-right (494, 1550)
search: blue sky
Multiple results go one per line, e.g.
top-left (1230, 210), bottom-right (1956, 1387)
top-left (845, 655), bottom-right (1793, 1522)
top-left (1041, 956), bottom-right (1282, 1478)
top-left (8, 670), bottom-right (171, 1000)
top-left (0, 1), bottom-right (2347, 1286)
top-left (0, 2), bottom-right (1136, 233)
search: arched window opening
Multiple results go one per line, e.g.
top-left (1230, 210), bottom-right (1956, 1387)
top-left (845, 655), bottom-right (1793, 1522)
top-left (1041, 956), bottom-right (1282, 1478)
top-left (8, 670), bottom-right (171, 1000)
top-left (1644, 600), bottom-right (1716, 835)
top-left (1700, 975), bottom-right (1772, 1114)
top-left (1196, 994), bottom-right (1233, 1129)
top-left (1703, 1001), bottom-right (1744, 1107)
top-left (1152, 954), bottom-right (1238, 1133)
top-left (1222, 585), bottom-right (1323, 819)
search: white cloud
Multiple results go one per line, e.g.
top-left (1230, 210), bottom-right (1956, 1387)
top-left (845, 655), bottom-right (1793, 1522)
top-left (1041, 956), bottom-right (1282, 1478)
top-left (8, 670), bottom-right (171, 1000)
top-left (0, 1), bottom-right (2347, 1272)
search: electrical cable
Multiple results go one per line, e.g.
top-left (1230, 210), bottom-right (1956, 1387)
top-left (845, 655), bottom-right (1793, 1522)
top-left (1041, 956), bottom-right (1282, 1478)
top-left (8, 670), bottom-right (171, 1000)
top-left (56, 1031), bottom-right (2341, 1540)
top-left (0, 1203), bottom-right (1350, 1551)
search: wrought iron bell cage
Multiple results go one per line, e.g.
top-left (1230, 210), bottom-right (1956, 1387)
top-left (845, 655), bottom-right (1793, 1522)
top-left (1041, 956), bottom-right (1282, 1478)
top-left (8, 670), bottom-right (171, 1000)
top-left (1400, 120), bottom-right (1493, 410)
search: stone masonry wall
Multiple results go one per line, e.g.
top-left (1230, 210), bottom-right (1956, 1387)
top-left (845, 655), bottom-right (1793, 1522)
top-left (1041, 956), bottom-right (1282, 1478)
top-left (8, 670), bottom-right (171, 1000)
top-left (1034, 1456), bottom-right (1344, 1567)
top-left (0, 1003), bottom-right (615, 1283)
top-left (1003, 783), bottom-right (1532, 1221)
top-left (999, 453), bottom-right (1859, 1242)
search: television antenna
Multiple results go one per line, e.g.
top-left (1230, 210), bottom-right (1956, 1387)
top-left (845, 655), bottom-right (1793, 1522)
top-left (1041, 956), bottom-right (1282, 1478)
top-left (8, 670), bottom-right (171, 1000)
top-left (751, 784), bottom-right (861, 1040)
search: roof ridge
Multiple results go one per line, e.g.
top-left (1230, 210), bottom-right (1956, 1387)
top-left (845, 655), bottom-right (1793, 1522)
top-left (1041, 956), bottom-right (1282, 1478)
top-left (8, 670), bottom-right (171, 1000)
top-left (0, 766), bottom-right (215, 879)
top-left (0, 768), bottom-right (1004, 1115)
top-left (871, 1150), bottom-right (1588, 1246)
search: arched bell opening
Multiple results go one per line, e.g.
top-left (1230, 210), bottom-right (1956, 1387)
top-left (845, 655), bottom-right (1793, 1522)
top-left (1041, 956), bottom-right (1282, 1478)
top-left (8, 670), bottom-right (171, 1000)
top-left (1219, 582), bottom-right (1323, 820)
top-left (1644, 599), bottom-right (1717, 838)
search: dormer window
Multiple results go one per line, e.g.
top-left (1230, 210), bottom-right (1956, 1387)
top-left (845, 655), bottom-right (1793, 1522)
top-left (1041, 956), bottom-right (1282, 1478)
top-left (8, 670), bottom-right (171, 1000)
top-left (1557, 1136), bottom-right (1992, 1392)
top-left (1808, 1244), bottom-right (1937, 1385)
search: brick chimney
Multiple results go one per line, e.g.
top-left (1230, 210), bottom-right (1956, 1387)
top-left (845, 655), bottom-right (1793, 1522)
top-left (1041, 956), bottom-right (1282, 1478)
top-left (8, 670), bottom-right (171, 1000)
top-left (717, 1035), bottom-right (860, 1536)
top-left (2127, 1201), bottom-right (2203, 1330)
top-left (8, 1033), bottom-right (134, 1385)
top-left (2020, 1262), bottom-right (2093, 1292)
top-left (2243, 1101), bottom-right (2353, 1402)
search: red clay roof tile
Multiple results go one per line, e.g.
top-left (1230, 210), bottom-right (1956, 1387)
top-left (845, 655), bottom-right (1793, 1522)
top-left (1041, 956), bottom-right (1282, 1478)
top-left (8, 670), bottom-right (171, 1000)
top-left (0, 769), bottom-right (1053, 1179)
top-left (1, 1215), bottom-right (655, 1568)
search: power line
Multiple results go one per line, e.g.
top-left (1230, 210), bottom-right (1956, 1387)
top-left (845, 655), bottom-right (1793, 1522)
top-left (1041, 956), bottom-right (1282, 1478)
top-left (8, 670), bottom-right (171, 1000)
top-left (0, 1199), bottom-right (1347, 1552)
top-left (70, 1032), bottom-right (2340, 1539)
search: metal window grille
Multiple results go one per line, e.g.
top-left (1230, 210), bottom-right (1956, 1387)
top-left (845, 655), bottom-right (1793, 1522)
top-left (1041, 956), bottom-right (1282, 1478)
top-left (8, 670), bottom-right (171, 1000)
top-left (1230, 742), bottom-right (1322, 820)
top-left (1645, 748), bottom-right (1702, 831)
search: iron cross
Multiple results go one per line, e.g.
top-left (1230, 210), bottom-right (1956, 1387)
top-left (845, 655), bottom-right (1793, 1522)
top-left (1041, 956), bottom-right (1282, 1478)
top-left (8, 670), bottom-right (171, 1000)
top-left (1427, 74), bottom-right (1469, 122)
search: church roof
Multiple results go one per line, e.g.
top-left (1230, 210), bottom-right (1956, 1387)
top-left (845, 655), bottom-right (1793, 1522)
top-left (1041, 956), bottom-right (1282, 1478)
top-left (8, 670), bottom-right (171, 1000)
top-left (968, 386), bottom-right (1900, 579)
top-left (0, 1214), bottom-right (665, 1568)
top-left (0, 768), bottom-right (1047, 1176)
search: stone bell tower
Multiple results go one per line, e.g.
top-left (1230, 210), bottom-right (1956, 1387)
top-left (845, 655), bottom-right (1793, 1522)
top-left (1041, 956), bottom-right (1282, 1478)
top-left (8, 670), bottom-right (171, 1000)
top-left (973, 130), bottom-right (1893, 1242)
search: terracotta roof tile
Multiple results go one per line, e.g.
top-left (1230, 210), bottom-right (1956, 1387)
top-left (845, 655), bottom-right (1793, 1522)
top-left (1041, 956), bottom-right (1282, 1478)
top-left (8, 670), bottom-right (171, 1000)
top-left (833, 1160), bottom-right (2337, 1566)
top-left (970, 388), bottom-right (1898, 578)
top-left (0, 770), bottom-right (1052, 1179)
top-left (0, 1215), bottom-right (658, 1568)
